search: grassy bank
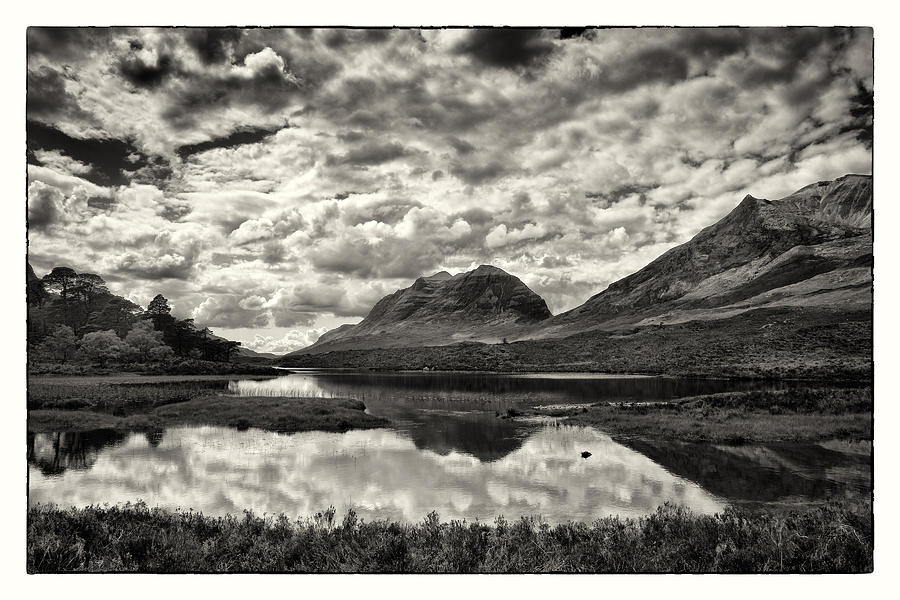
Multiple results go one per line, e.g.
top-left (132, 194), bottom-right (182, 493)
top-left (28, 358), bottom-right (281, 377)
top-left (559, 387), bottom-right (873, 443)
top-left (27, 501), bottom-right (872, 573)
top-left (27, 377), bottom-right (387, 434)
top-left (280, 307), bottom-right (871, 380)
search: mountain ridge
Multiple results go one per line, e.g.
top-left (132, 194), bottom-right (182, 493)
top-left (288, 174), bottom-right (871, 357)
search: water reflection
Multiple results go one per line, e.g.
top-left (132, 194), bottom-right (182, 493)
top-left (28, 372), bottom-right (870, 522)
top-left (227, 371), bottom-right (804, 463)
top-left (617, 439), bottom-right (871, 504)
top-left (29, 425), bottom-right (727, 523)
top-left (28, 430), bottom-right (127, 476)
top-left (233, 371), bottom-right (796, 408)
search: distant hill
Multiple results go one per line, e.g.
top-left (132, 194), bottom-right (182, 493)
top-left (291, 264), bottom-right (551, 355)
top-left (235, 348), bottom-right (280, 359)
top-left (202, 332), bottom-right (279, 359)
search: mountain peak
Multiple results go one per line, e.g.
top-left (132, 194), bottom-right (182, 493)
top-left (775, 173), bottom-right (872, 229)
top-left (471, 264), bottom-right (507, 276)
top-left (293, 264), bottom-right (551, 354)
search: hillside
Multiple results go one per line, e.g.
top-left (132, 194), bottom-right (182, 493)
top-left (538, 174), bottom-right (871, 337)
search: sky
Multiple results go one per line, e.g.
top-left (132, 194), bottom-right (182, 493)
top-left (26, 27), bottom-right (873, 353)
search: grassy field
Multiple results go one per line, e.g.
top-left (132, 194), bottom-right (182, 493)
top-left (27, 376), bottom-right (387, 434)
top-left (559, 387), bottom-right (873, 443)
top-left (280, 307), bottom-right (872, 380)
top-left (27, 501), bottom-right (872, 573)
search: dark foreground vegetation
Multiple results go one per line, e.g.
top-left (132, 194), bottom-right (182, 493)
top-left (27, 501), bottom-right (872, 573)
top-left (281, 307), bottom-right (871, 380)
top-left (27, 377), bottom-right (386, 434)
top-left (561, 387), bottom-right (873, 443)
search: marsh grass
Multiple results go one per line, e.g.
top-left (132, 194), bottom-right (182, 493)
top-left (27, 377), bottom-right (387, 434)
top-left (27, 380), bottom-right (230, 413)
top-left (27, 501), bottom-right (872, 573)
top-left (565, 387), bottom-right (872, 443)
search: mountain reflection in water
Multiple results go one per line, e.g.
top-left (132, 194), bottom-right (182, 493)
top-left (227, 371), bottom-right (802, 463)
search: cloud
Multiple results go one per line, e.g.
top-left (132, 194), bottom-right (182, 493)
top-left (117, 46), bottom-right (178, 89)
top-left (176, 125), bottom-right (283, 158)
top-left (27, 66), bottom-right (97, 125)
top-left (450, 160), bottom-right (511, 185)
top-left (243, 328), bottom-right (328, 353)
top-left (184, 28), bottom-right (243, 65)
top-left (32, 149), bottom-right (92, 175)
top-left (453, 29), bottom-right (556, 70)
top-left (485, 222), bottom-right (548, 249)
top-left (27, 120), bottom-right (167, 187)
top-left (27, 181), bottom-right (65, 230)
top-left (192, 295), bottom-right (271, 328)
top-left (326, 140), bottom-right (414, 166)
top-left (25, 27), bottom-right (873, 330)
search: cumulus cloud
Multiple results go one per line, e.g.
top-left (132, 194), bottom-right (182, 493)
top-left (28, 181), bottom-right (65, 230)
top-left (33, 149), bottom-right (93, 175)
top-left (485, 222), bottom-right (548, 249)
top-left (243, 328), bottom-right (329, 354)
top-left (192, 295), bottom-right (271, 328)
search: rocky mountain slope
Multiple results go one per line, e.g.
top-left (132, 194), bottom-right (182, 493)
top-left (536, 174), bottom-right (872, 337)
top-left (292, 265), bottom-right (551, 355)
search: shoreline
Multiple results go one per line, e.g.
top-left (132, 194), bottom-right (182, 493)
top-left (26, 375), bottom-right (872, 444)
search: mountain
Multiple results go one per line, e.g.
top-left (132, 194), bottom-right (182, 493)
top-left (292, 265), bottom-right (552, 355)
top-left (537, 174), bottom-right (872, 337)
top-left (234, 347), bottom-right (280, 359)
top-left (204, 331), bottom-right (280, 359)
top-left (284, 174), bottom-right (871, 367)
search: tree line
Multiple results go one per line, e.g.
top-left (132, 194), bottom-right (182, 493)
top-left (28, 264), bottom-right (241, 367)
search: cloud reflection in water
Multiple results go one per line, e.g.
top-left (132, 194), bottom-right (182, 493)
top-left (29, 425), bottom-right (725, 523)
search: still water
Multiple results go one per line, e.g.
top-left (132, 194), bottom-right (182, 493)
top-left (28, 371), bottom-right (870, 523)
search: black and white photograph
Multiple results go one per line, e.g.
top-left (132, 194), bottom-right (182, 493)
top-left (12, 10), bottom-right (887, 581)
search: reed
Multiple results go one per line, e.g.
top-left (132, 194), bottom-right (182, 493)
top-left (27, 501), bottom-right (872, 573)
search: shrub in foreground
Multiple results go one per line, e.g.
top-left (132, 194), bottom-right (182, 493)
top-left (27, 501), bottom-right (872, 573)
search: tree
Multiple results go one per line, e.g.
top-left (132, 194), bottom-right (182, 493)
top-left (26, 263), bottom-right (48, 307)
top-left (42, 267), bottom-right (79, 329)
top-left (86, 295), bottom-right (143, 337)
top-left (124, 320), bottom-right (167, 362)
top-left (79, 330), bottom-right (133, 367)
top-left (147, 294), bottom-right (171, 316)
top-left (72, 273), bottom-right (109, 311)
top-left (42, 267), bottom-right (78, 300)
top-left (145, 294), bottom-right (176, 335)
top-left (148, 345), bottom-right (175, 362)
top-left (38, 325), bottom-right (78, 363)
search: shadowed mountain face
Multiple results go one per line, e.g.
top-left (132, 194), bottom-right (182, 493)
top-left (294, 265), bottom-right (552, 355)
top-left (539, 174), bottom-right (872, 336)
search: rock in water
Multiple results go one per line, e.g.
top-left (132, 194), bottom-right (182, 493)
top-left (581, 451), bottom-right (592, 459)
